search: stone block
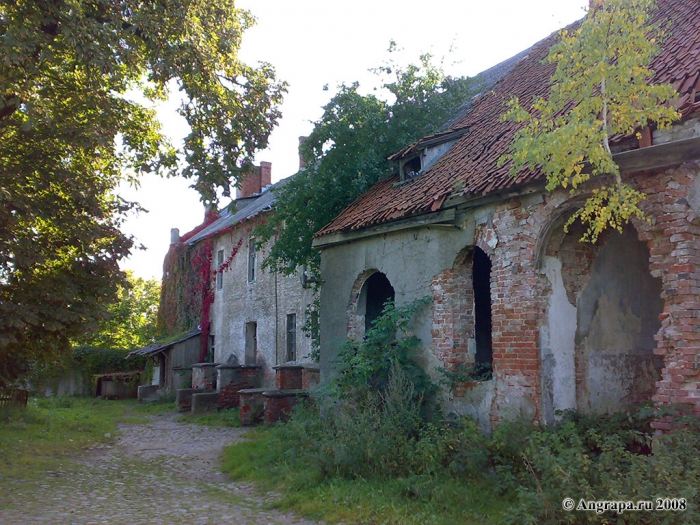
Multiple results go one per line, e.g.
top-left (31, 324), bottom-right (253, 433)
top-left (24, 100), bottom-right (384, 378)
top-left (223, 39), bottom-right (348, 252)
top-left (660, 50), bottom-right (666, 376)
top-left (176, 388), bottom-right (206, 412)
top-left (137, 385), bottom-right (159, 402)
top-left (191, 391), bottom-right (221, 414)
top-left (238, 388), bottom-right (268, 426)
top-left (191, 363), bottom-right (219, 390)
top-left (263, 389), bottom-right (309, 423)
top-left (273, 364), bottom-right (303, 390)
top-left (302, 365), bottom-right (320, 389)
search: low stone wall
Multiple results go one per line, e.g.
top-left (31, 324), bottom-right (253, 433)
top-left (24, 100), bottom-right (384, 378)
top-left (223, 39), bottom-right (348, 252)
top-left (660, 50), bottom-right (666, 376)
top-left (192, 392), bottom-right (221, 414)
top-left (176, 388), bottom-right (207, 412)
top-left (263, 389), bottom-right (308, 423)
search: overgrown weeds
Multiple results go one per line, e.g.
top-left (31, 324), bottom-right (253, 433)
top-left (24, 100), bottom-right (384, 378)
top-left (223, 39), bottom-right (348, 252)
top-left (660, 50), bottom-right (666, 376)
top-left (221, 299), bottom-right (700, 524)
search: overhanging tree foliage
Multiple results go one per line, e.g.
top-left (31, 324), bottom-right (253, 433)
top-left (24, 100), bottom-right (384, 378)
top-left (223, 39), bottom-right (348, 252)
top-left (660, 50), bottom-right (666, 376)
top-left (502, 0), bottom-right (679, 242)
top-left (256, 48), bottom-right (477, 276)
top-left (0, 0), bottom-right (286, 384)
top-left (73, 271), bottom-right (161, 350)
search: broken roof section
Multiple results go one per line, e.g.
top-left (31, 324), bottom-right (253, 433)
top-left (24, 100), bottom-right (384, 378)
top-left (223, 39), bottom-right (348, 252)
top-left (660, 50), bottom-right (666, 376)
top-left (186, 177), bottom-right (292, 246)
top-left (316, 0), bottom-right (700, 238)
top-left (127, 329), bottom-right (200, 358)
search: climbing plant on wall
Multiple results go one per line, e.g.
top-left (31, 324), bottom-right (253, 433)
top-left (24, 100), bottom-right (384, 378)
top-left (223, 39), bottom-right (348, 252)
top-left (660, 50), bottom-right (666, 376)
top-left (157, 240), bottom-right (212, 339)
top-left (158, 226), bottom-right (250, 361)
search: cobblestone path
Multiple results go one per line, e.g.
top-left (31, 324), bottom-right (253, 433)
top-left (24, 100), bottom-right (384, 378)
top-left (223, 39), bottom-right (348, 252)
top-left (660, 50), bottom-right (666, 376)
top-left (0, 412), bottom-right (319, 525)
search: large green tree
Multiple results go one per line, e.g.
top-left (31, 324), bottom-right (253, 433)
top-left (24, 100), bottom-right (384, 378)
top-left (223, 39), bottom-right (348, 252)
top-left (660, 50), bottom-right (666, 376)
top-left (256, 48), bottom-right (476, 276)
top-left (73, 271), bottom-right (160, 350)
top-left (0, 0), bottom-right (286, 384)
top-left (502, 0), bottom-right (679, 242)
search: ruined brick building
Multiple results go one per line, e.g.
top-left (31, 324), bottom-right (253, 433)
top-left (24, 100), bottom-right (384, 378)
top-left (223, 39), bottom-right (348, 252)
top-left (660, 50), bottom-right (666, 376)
top-left (313, 0), bottom-right (700, 432)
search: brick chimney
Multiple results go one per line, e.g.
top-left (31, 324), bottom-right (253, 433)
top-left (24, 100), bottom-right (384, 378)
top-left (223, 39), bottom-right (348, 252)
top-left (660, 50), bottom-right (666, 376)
top-left (204, 203), bottom-right (219, 224)
top-left (260, 161), bottom-right (272, 189)
top-left (298, 136), bottom-right (308, 170)
top-left (236, 162), bottom-right (272, 198)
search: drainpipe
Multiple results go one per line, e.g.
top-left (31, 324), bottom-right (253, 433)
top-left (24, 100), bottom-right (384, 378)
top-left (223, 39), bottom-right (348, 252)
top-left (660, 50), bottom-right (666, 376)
top-left (274, 269), bottom-right (279, 366)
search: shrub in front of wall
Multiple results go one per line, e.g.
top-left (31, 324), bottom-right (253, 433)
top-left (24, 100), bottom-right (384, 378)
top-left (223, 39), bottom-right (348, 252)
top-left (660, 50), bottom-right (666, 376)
top-left (502, 407), bottom-right (700, 525)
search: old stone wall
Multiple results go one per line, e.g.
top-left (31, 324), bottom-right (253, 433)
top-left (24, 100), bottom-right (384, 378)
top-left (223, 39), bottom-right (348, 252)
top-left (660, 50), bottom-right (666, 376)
top-left (318, 159), bottom-right (700, 429)
top-left (209, 214), bottom-right (314, 388)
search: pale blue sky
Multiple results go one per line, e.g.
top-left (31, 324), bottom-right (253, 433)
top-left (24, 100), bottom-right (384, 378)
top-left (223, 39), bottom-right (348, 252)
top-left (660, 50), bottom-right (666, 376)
top-left (119, 0), bottom-right (589, 280)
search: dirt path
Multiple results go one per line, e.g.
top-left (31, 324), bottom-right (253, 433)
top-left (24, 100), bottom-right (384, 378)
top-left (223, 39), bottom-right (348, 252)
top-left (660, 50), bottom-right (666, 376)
top-left (0, 411), bottom-right (320, 525)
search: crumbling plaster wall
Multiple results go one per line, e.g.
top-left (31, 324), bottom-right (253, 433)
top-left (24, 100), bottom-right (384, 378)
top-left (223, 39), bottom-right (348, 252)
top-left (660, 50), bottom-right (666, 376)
top-left (320, 225), bottom-right (471, 378)
top-left (318, 159), bottom-right (700, 429)
top-left (209, 216), bottom-right (314, 387)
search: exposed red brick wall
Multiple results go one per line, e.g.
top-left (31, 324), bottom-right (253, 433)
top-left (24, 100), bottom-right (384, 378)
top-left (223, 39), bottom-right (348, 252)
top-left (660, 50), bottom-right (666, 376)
top-left (275, 366), bottom-right (303, 390)
top-left (486, 200), bottom-right (547, 423)
top-left (430, 249), bottom-right (475, 380)
top-left (238, 162), bottom-right (272, 199)
top-left (632, 161), bottom-right (700, 424)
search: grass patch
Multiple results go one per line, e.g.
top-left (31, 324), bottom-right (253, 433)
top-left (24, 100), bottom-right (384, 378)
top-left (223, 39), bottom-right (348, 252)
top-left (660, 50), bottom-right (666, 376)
top-left (222, 428), bottom-right (507, 524)
top-left (177, 407), bottom-right (241, 427)
top-left (0, 397), bottom-right (127, 481)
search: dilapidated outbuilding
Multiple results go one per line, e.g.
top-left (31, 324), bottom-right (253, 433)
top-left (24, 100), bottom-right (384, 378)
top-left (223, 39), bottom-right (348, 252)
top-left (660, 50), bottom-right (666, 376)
top-left (128, 329), bottom-right (201, 391)
top-left (313, 0), bottom-right (700, 432)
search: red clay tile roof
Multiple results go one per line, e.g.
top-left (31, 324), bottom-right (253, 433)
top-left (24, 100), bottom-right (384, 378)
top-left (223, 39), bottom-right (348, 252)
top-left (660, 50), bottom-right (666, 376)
top-left (316, 0), bottom-right (700, 238)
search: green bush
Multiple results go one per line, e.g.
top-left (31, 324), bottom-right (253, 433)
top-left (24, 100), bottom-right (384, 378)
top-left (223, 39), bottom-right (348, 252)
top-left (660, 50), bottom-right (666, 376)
top-left (332, 297), bottom-right (437, 415)
top-left (29, 345), bottom-right (147, 395)
top-left (503, 407), bottom-right (700, 525)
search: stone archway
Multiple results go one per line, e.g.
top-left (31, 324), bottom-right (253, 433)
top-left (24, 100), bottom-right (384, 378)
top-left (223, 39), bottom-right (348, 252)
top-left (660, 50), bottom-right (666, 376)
top-left (347, 269), bottom-right (395, 340)
top-left (539, 220), bottom-right (664, 422)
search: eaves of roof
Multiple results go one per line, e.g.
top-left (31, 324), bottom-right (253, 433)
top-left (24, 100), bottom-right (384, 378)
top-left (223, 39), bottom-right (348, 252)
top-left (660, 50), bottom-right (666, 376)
top-left (127, 329), bottom-right (201, 358)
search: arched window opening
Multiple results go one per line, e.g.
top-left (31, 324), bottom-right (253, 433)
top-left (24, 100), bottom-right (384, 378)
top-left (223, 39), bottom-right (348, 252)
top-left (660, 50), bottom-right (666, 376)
top-left (361, 272), bottom-right (395, 332)
top-left (472, 247), bottom-right (493, 377)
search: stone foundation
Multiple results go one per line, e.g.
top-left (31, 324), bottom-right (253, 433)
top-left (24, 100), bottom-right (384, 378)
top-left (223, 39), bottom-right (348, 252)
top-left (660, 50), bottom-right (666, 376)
top-left (263, 389), bottom-right (308, 423)
top-left (239, 388), bottom-right (268, 426)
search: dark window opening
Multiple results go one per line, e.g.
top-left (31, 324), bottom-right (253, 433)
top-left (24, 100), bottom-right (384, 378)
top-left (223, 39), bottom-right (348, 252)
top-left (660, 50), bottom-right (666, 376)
top-left (248, 240), bottom-right (256, 282)
top-left (472, 247), bottom-right (493, 378)
top-left (216, 249), bottom-right (224, 290)
top-left (207, 335), bottom-right (215, 363)
top-left (245, 322), bottom-right (257, 365)
top-left (400, 156), bottom-right (422, 180)
top-left (286, 314), bottom-right (297, 362)
top-left (363, 272), bottom-right (395, 332)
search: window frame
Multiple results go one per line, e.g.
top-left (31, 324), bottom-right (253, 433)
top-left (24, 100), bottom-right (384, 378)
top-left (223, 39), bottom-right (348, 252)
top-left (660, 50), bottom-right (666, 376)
top-left (286, 313), bottom-right (297, 362)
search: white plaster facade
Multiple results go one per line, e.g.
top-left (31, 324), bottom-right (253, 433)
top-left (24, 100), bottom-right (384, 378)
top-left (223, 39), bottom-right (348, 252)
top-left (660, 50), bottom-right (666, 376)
top-left (208, 213), bottom-right (315, 386)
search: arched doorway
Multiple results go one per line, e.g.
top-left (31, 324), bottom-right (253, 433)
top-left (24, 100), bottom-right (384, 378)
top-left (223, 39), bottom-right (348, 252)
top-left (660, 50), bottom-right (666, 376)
top-left (539, 221), bottom-right (663, 421)
top-left (359, 271), bottom-right (395, 332)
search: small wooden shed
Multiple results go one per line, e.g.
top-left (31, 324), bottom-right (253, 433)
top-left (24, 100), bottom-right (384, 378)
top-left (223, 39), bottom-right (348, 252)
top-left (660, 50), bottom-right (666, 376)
top-left (128, 330), bottom-right (201, 392)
